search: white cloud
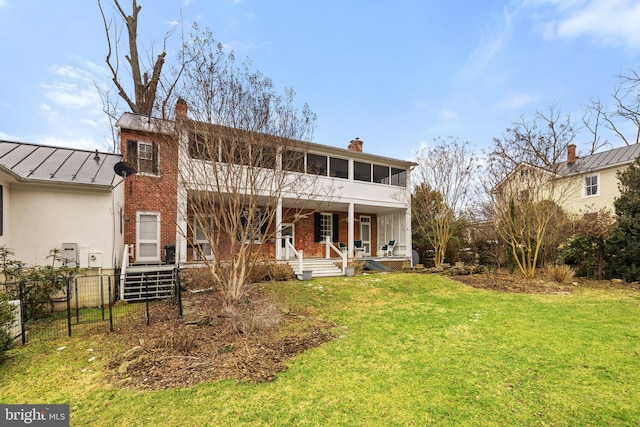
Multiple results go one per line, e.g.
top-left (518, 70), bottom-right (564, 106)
top-left (530, 0), bottom-right (640, 48)
top-left (458, 7), bottom-right (517, 81)
top-left (41, 64), bottom-right (103, 111)
top-left (439, 109), bottom-right (458, 121)
top-left (498, 92), bottom-right (535, 110)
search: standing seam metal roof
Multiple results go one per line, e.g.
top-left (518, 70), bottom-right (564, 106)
top-left (557, 144), bottom-right (640, 176)
top-left (0, 140), bottom-right (121, 187)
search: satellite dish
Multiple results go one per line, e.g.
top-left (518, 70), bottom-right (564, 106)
top-left (114, 161), bottom-right (137, 178)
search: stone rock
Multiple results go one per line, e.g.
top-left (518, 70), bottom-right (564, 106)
top-left (122, 345), bottom-right (144, 361)
top-left (118, 361), bottom-right (130, 374)
top-left (115, 377), bottom-right (132, 387)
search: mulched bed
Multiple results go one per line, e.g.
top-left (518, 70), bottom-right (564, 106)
top-left (452, 271), bottom-right (640, 293)
top-left (108, 288), bottom-right (335, 390)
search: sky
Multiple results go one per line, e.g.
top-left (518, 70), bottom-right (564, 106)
top-left (1, 0), bottom-right (640, 161)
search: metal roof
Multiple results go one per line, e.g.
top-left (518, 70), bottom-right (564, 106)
top-left (0, 140), bottom-right (121, 188)
top-left (557, 144), bottom-right (640, 176)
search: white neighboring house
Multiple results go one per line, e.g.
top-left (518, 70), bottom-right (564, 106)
top-left (559, 143), bottom-right (640, 213)
top-left (0, 140), bottom-right (124, 273)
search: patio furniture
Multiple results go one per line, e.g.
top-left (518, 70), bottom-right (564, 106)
top-left (354, 240), bottom-right (365, 258)
top-left (381, 240), bottom-right (396, 256)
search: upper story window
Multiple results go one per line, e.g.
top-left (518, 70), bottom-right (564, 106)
top-left (283, 150), bottom-right (305, 172)
top-left (354, 161), bottom-right (371, 182)
top-left (307, 153), bottom-right (327, 176)
top-left (330, 157), bottom-right (348, 179)
top-left (374, 165), bottom-right (389, 184)
top-left (391, 168), bottom-right (406, 187)
top-left (584, 174), bottom-right (599, 197)
top-left (127, 140), bottom-right (159, 175)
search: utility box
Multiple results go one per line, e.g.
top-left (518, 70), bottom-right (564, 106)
top-left (62, 243), bottom-right (78, 268)
top-left (88, 252), bottom-right (103, 268)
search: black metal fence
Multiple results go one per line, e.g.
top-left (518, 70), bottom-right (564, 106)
top-left (4, 272), bottom-right (182, 344)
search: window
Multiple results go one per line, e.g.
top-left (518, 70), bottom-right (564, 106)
top-left (283, 150), bottom-right (305, 173)
top-left (373, 165), bottom-right (389, 184)
top-left (329, 157), bottom-right (348, 179)
top-left (136, 212), bottom-right (160, 261)
top-left (390, 168), bottom-right (407, 187)
top-left (314, 212), bottom-right (339, 243)
top-left (584, 174), bottom-right (599, 197)
top-left (307, 153), bottom-right (327, 175)
top-left (320, 213), bottom-right (332, 242)
top-left (193, 216), bottom-right (213, 260)
top-left (189, 132), bottom-right (213, 160)
top-left (239, 208), bottom-right (268, 242)
top-left (255, 145), bottom-right (277, 169)
top-left (221, 138), bottom-right (250, 166)
top-left (127, 140), bottom-right (159, 175)
top-left (354, 161), bottom-right (371, 182)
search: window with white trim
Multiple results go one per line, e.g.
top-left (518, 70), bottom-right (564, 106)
top-left (136, 212), bottom-right (160, 262)
top-left (239, 208), bottom-right (268, 243)
top-left (194, 216), bottom-right (214, 260)
top-left (320, 213), bottom-right (332, 242)
top-left (584, 174), bottom-right (599, 197)
top-left (127, 140), bottom-right (159, 175)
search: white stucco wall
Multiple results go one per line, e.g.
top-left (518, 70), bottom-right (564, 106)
top-left (562, 166), bottom-right (625, 214)
top-left (0, 181), bottom-right (124, 270)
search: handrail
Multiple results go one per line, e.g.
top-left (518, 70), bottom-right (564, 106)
top-left (119, 244), bottom-right (130, 301)
top-left (285, 237), bottom-right (303, 275)
top-left (325, 237), bottom-right (347, 273)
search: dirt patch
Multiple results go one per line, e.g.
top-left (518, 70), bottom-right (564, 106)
top-left (452, 271), bottom-right (640, 294)
top-left (108, 287), bottom-right (335, 390)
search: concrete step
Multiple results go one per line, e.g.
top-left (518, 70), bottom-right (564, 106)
top-left (282, 258), bottom-right (344, 278)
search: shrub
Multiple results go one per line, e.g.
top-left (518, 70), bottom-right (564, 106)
top-left (0, 292), bottom-right (17, 357)
top-left (545, 264), bottom-right (575, 284)
top-left (267, 263), bottom-right (294, 281)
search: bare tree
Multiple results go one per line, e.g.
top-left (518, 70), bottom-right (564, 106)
top-left (98, 0), bottom-right (195, 150)
top-left (169, 27), bottom-right (328, 304)
top-left (582, 67), bottom-right (640, 147)
top-left (487, 106), bottom-right (579, 279)
top-left (413, 137), bottom-right (477, 267)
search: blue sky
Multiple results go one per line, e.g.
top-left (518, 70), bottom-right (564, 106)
top-left (1, 0), bottom-right (639, 161)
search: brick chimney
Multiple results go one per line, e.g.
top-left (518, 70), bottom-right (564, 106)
top-left (348, 137), bottom-right (363, 152)
top-left (567, 144), bottom-right (576, 164)
top-left (175, 98), bottom-right (188, 119)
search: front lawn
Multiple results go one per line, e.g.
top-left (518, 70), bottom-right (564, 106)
top-left (1, 273), bottom-right (639, 426)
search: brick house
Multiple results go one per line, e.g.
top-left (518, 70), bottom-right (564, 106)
top-left (116, 101), bottom-right (416, 270)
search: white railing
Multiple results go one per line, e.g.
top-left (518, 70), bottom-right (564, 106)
top-left (285, 237), bottom-right (304, 275)
top-left (325, 237), bottom-right (347, 273)
top-left (119, 244), bottom-right (130, 301)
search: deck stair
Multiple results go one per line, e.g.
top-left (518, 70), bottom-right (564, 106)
top-left (282, 258), bottom-right (343, 278)
top-left (122, 264), bottom-right (178, 302)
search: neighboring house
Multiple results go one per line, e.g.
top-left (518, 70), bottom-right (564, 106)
top-left (0, 140), bottom-right (124, 273)
top-left (558, 143), bottom-right (640, 213)
top-left (116, 101), bottom-right (416, 267)
top-left (495, 143), bottom-right (640, 215)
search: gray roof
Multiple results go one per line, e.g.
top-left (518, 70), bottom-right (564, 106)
top-left (0, 140), bottom-right (121, 188)
top-left (558, 144), bottom-right (640, 176)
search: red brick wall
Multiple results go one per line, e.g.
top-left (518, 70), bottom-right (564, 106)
top-left (121, 129), bottom-right (178, 263)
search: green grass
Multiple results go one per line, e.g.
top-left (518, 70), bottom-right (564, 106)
top-left (2, 273), bottom-right (640, 426)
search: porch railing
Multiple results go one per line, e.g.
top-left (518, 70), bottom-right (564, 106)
top-left (325, 237), bottom-right (347, 273)
top-left (285, 236), bottom-right (304, 275)
top-left (119, 244), bottom-right (130, 301)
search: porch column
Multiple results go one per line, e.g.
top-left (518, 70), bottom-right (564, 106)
top-left (405, 206), bottom-right (413, 262)
top-left (348, 202), bottom-right (355, 258)
top-left (176, 179), bottom-right (188, 264)
top-left (275, 197), bottom-right (283, 260)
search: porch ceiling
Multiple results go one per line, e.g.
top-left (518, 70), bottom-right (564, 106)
top-left (280, 198), bottom-right (405, 215)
